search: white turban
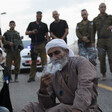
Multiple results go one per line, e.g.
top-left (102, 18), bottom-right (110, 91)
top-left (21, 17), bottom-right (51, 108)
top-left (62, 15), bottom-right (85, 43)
top-left (46, 39), bottom-right (74, 57)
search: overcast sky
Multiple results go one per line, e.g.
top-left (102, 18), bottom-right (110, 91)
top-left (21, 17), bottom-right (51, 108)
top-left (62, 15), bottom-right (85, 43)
top-left (0, 0), bottom-right (111, 45)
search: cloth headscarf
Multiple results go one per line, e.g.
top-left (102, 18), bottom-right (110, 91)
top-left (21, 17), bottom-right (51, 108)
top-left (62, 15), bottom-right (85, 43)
top-left (46, 39), bottom-right (74, 57)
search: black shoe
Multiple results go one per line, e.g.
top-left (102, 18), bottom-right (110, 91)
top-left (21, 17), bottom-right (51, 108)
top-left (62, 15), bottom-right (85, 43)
top-left (27, 78), bottom-right (35, 83)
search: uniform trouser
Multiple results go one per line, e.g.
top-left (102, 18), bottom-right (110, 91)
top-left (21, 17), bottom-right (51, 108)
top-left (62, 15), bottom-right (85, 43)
top-left (6, 50), bottom-right (21, 75)
top-left (78, 42), bottom-right (97, 66)
top-left (21, 102), bottom-right (102, 112)
top-left (29, 43), bottom-right (47, 79)
top-left (97, 38), bottom-right (112, 74)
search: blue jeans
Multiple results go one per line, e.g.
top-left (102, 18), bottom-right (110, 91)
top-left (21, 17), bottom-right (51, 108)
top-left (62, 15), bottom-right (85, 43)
top-left (0, 107), bottom-right (9, 112)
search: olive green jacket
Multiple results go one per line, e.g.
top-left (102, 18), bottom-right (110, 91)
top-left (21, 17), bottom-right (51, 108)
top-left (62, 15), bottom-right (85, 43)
top-left (93, 13), bottom-right (112, 39)
top-left (2, 30), bottom-right (23, 51)
top-left (76, 20), bottom-right (95, 43)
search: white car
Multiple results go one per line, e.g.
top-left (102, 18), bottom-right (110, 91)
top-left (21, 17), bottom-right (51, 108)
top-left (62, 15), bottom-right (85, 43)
top-left (12, 39), bottom-right (42, 70)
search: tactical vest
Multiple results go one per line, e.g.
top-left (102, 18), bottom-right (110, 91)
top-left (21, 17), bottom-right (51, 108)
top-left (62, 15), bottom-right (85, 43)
top-left (5, 30), bottom-right (21, 46)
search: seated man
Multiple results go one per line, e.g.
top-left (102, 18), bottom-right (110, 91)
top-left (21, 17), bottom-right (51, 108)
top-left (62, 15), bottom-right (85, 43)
top-left (21, 39), bottom-right (102, 112)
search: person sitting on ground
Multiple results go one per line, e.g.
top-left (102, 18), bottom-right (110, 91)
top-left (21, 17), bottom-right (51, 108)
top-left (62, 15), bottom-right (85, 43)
top-left (21, 39), bottom-right (102, 112)
top-left (0, 50), bottom-right (13, 112)
top-left (0, 66), bottom-right (10, 112)
top-left (0, 49), bottom-right (5, 65)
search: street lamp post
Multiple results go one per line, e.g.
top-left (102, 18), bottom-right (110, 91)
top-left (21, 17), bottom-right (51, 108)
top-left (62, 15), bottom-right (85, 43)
top-left (0, 12), bottom-right (7, 32)
top-left (1, 12), bottom-right (6, 15)
top-left (0, 12), bottom-right (6, 47)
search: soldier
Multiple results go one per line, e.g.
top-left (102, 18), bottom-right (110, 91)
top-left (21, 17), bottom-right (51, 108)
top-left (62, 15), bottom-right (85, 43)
top-left (50, 10), bottom-right (69, 43)
top-left (93, 3), bottom-right (112, 80)
top-left (26, 11), bottom-right (49, 82)
top-left (2, 21), bottom-right (23, 82)
top-left (76, 9), bottom-right (96, 66)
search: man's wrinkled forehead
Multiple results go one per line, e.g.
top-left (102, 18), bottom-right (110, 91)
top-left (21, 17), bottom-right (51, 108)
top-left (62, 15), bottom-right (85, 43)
top-left (48, 47), bottom-right (63, 53)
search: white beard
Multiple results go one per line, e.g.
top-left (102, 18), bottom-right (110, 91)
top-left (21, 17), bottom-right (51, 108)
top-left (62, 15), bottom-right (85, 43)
top-left (43, 55), bottom-right (68, 75)
top-left (52, 55), bottom-right (68, 69)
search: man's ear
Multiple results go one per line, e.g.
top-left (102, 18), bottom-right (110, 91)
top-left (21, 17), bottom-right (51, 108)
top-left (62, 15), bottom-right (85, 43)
top-left (65, 49), bottom-right (69, 56)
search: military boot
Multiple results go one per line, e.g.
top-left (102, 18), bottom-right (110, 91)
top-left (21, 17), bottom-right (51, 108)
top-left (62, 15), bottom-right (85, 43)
top-left (15, 74), bottom-right (19, 82)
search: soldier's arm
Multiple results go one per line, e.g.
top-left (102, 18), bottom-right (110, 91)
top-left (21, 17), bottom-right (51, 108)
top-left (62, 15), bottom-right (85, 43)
top-left (92, 19), bottom-right (97, 38)
top-left (76, 24), bottom-right (83, 40)
top-left (25, 22), bottom-right (37, 36)
top-left (61, 28), bottom-right (69, 40)
top-left (17, 32), bottom-right (24, 49)
top-left (26, 30), bottom-right (36, 35)
top-left (45, 24), bottom-right (50, 42)
top-left (2, 34), bottom-right (13, 46)
top-left (50, 32), bottom-right (59, 39)
top-left (50, 23), bottom-right (59, 39)
top-left (90, 22), bottom-right (95, 46)
top-left (61, 20), bottom-right (69, 40)
top-left (107, 15), bottom-right (112, 31)
top-left (45, 32), bottom-right (50, 42)
top-left (25, 23), bottom-right (32, 35)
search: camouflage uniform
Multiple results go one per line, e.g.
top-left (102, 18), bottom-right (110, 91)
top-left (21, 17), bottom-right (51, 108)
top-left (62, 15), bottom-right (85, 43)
top-left (93, 14), bottom-right (112, 74)
top-left (76, 20), bottom-right (97, 66)
top-left (2, 30), bottom-right (23, 80)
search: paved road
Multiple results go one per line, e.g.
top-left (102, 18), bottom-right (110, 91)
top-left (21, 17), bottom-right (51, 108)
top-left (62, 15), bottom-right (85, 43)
top-left (9, 62), bottom-right (112, 112)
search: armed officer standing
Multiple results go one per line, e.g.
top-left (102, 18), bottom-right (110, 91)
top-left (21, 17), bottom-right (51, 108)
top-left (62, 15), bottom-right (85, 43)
top-left (26, 11), bottom-right (49, 82)
top-left (76, 9), bottom-right (96, 66)
top-left (93, 3), bottom-right (112, 80)
top-left (2, 21), bottom-right (23, 82)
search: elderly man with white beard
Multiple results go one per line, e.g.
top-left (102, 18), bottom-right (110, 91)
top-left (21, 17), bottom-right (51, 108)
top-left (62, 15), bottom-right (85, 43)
top-left (21, 39), bottom-right (102, 112)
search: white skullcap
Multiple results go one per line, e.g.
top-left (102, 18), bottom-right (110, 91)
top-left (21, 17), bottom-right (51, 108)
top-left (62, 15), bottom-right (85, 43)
top-left (46, 39), bottom-right (74, 57)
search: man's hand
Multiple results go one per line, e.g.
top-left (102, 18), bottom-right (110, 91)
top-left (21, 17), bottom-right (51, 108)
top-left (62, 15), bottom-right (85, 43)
top-left (28, 29), bottom-right (38, 35)
top-left (9, 42), bottom-right (14, 46)
top-left (82, 36), bottom-right (89, 43)
top-left (85, 39), bottom-right (90, 43)
top-left (82, 36), bottom-right (88, 41)
top-left (40, 74), bottom-right (52, 94)
top-left (32, 29), bottom-right (38, 34)
top-left (72, 109), bottom-right (81, 112)
top-left (107, 25), bottom-right (112, 31)
top-left (91, 43), bottom-right (95, 47)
